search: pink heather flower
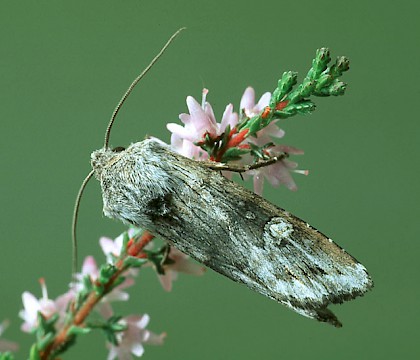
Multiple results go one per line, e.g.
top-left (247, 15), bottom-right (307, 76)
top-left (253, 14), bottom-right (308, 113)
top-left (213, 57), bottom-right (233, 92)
top-left (19, 278), bottom-right (72, 333)
top-left (100, 235), bottom-right (124, 260)
top-left (0, 320), bottom-right (18, 352)
top-left (100, 228), bottom-right (142, 262)
top-left (107, 314), bottom-right (165, 360)
top-left (158, 247), bottom-right (205, 292)
top-left (217, 103), bottom-right (239, 136)
top-left (240, 86), bottom-right (271, 118)
top-left (167, 89), bottom-right (238, 159)
top-left (240, 86), bottom-right (285, 145)
top-left (250, 145), bottom-right (308, 195)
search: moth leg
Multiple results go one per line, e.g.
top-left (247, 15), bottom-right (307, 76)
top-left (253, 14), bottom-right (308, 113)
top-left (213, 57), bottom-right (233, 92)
top-left (202, 153), bottom-right (289, 173)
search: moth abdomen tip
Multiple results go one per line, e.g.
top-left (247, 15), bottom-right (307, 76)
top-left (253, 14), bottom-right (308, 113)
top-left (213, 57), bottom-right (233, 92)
top-left (314, 307), bottom-right (343, 328)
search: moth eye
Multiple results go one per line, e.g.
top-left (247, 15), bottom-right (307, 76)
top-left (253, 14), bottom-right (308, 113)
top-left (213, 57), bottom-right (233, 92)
top-left (112, 146), bottom-right (126, 153)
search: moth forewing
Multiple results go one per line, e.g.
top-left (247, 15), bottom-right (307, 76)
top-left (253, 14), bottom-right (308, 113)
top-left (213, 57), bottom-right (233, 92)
top-left (92, 138), bottom-right (372, 327)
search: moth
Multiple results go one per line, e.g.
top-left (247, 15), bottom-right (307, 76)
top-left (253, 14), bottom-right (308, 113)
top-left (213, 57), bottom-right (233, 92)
top-left (76, 29), bottom-right (372, 328)
top-left (91, 139), bottom-right (372, 327)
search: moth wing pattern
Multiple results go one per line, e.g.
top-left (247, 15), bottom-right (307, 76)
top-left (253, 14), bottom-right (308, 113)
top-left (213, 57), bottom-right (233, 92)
top-left (91, 139), bottom-right (373, 327)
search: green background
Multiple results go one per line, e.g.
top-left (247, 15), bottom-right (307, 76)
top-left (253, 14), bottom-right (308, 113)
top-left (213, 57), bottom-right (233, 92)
top-left (1, 0), bottom-right (418, 359)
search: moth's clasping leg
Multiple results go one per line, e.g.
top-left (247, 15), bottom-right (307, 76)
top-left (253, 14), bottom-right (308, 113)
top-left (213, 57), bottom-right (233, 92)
top-left (202, 153), bottom-right (289, 173)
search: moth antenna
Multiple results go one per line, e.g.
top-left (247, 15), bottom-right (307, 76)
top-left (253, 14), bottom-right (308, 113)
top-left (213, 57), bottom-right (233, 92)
top-left (71, 28), bottom-right (185, 275)
top-left (72, 170), bottom-right (95, 276)
top-left (103, 27), bottom-right (186, 149)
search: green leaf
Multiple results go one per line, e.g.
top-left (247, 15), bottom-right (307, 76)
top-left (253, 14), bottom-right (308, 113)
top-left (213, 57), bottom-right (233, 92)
top-left (120, 231), bottom-right (130, 256)
top-left (315, 74), bottom-right (333, 92)
top-left (276, 100), bottom-right (316, 117)
top-left (109, 318), bottom-right (127, 333)
top-left (299, 78), bottom-right (316, 98)
top-left (330, 56), bottom-right (350, 77)
top-left (248, 142), bottom-right (274, 160)
top-left (96, 315), bottom-right (127, 346)
top-left (82, 274), bottom-right (93, 292)
top-left (0, 352), bottom-right (15, 360)
top-left (99, 264), bottom-right (117, 284)
top-left (244, 115), bottom-right (265, 136)
top-left (54, 335), bottom-right (77, 358)
top-left (29, 344), bottom-right (41, 360)
top-left (221, 124), bottom-right (231, 149)
top-left (143, 244), bottom-right (171, 275)
top-left (36, 312), bottom-right (58, 342)
top-left (104, 328), bottom-right (120, 346)
top-left (327, 80), bottom-right (347, 96)
top-left (123, 256), bottom-right (148, 268)
top-left (270, 71), bottom-right (298, 106)
top-left (36, 332), bottom-right (55, 351)
top-left (107, 315), bottom-right (123, 325)
top-left (67, 325), bottom-right (92, 336)
top-left (93, 282), bottom-right (104, 295)
top-left (308, 48), bottom-right (331, 80)
top-left (221, 147), bottom-right (250, 163)
top-left (314, 79), bottom-right (347, 96)
top-left (107, 275), bottom-right (126, 291)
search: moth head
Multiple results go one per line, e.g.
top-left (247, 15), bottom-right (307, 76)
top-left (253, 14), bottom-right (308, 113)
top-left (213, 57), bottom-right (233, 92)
top-left (90, 146), bottom-right (125, 176)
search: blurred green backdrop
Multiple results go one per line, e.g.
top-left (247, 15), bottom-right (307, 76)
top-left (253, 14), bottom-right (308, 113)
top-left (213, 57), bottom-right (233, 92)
top-left (1, 0), bottom-right (418, 359)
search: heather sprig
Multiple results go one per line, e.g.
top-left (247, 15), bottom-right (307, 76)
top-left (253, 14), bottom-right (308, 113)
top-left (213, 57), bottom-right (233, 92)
top-left (167, 47), bottom-right (348, 194)
top-left (244, 48), bottom-right (349, 135)
top-left (13, 228), bottom-right (202, 360)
